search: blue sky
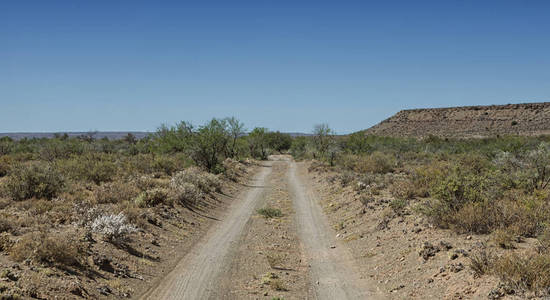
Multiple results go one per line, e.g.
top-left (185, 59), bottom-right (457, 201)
top-left (2, 1), bottom-right (549, 134)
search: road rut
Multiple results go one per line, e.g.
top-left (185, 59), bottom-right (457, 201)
top-left (289, 161), bottom-right (383, 299)
top-left (140, 163), bottom-right (272, 300)
top-left (141, 158), bottom-right (382, 299)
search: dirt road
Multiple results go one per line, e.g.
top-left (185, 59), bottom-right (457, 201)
top-left (140, 163), bottom-right (272, 300)
top-left (289, 161), bottom-right (383, 300)
top-left (141, 157), bottom-right (382, 299)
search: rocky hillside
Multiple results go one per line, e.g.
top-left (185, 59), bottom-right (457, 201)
top-left (365, 102), bottom-right (550, 138)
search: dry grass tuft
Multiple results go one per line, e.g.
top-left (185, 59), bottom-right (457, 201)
top-left (10, 230), bottom-right (85, 266)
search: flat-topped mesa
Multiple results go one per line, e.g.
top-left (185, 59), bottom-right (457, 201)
top-left (365, 102), bottom-right (550, 138)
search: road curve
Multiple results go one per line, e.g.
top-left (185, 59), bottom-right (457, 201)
top-left (140, 163), bottom-right (272, 300)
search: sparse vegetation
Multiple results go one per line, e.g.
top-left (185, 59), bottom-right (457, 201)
top-left (4, 162), bottom-right (65, 200)
top-left (299, 132), bottom-right (550, 295)
top-left (0, 117), bottom-right (258, 298)
top-left (257, 207), bottom-right (283, 218)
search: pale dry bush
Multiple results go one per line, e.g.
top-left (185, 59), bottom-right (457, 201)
top-left (73, 202), bottom-right (103, 227)
top-left (492, 252), bottom-right (550, 293)
top-left (170, 181), bottom-right (203, 206)
top-left (90, 213), bottom-right (136, 243)
top-left (10, 230), bottom-right (85, 266)
top-left (222, 158), bottom-right (246, 181)
top-left (130, 175), bottom-right (165, 191)
top-left (390, 179), bottom-right (417, 200)
top-left (171, 167), bottom-right (221, 193)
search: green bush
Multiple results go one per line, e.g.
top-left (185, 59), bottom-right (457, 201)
top-left (152, 155), bottom-right (180, 175)
top-left (4, 162), bottom-right (65, 200)
top-left (257, 208), bottom-right (283, 218)
top-left (135, 188), bottom-right (169, 207)
top-left (0, 156), bottom-right (12, 177)
top-left (58, 154), bottom-right (117, 184)
top-left (354, 152), bottom-right (396, 174)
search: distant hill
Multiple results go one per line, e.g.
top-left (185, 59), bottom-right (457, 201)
top-left (0, 131), bottom-right (312, 140)
top-left (364, 102), bottom-right (550, 138)
top-left (0, 132), bottom-right (152, 140)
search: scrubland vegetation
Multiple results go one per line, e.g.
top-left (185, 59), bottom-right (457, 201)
top-left (5, 115), bottom-right (550, 297)
top-left (299, 127), bottom-right (550, 296)
top-left (0, 117), bottom-right (292, 298)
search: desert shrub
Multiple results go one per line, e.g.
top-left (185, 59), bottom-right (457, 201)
top-left (494, 143), bottom-right (550, 191)
top-left (354, 152), bottom-right (396, 174)
top-left (73, 202), bottom-right (103, 227)
top-left (449, 201), bottom-right (502, 234)
top-left (58, 154), bottom-right (117, 184)
top-left (339, 171), bottom-right (355, 187)
top-left (83, 160), bottom-right (117, 184)
top-left (171, 167), bottom-right (221, 193)
top-left (469, 249), bottom-right (494, 277)
top-left (257, 208), bottom-right (283, 218)
top-left (152, 155), bottom-right (181, 175)
top-left (169, 181), bottom-right (203, 206)
top-left (0, 233), bottom-right (14, 252)
top-left (10, 231), bottom-right (85, 266)
top-left (493, 253), bottom-right (550, 293)
top-left (0, 156), bottom-right (13, 177)
top-left (29, 199), bottom-right (55, 215)
top-left (0, 218), bottom-right (12, 234)
top-left (4, 162), bottom-right (65, 200)
top-left (420, 164), bottom-right (507, 232)
top-left (0, 198), bottom-right (10, 210)
top-left (430, 167), bottom-right (502, 210)
top-left (93, 181), bottom-right (139, 204)
top-left (129, 175), bottom-right (163, 191)
top-left (492, 229), bottom-right (516, 249)
top-left (390, 179), bottom-right (417, 200)
top-left (134, 188), bottom-right (168, 208)
top-left (90, 213), bottom-right (136, 243)
top-left (222, 158), bottom-right (245, 181)
top-left (389, 198), bottom-right (407, 213)
top-left (290, 136), bottom-right (311, 159)
top-left (457, 152), bottom-right (491, 174)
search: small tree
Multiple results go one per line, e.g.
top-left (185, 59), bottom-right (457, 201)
top-left (225, 117), bottom-right (245, 158)
top-left (124, 133), bottom-right (137, 144)
top-left (266, 131), bottom-right (292, 152)
top-left (189, 118), bottom-right (230, 172)
top-left (345, 131), bottom-right (371, 154)
top-left (312, 123), bottom-right (334, 158)
top-left (248, 127), bottom-right (269, 159)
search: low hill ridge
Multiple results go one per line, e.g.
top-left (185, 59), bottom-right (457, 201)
top-left (365, 102), bottom-right (550, 138)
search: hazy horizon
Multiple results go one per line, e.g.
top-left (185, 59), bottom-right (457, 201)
top-left (3, 1), bottom-right (550, 134)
